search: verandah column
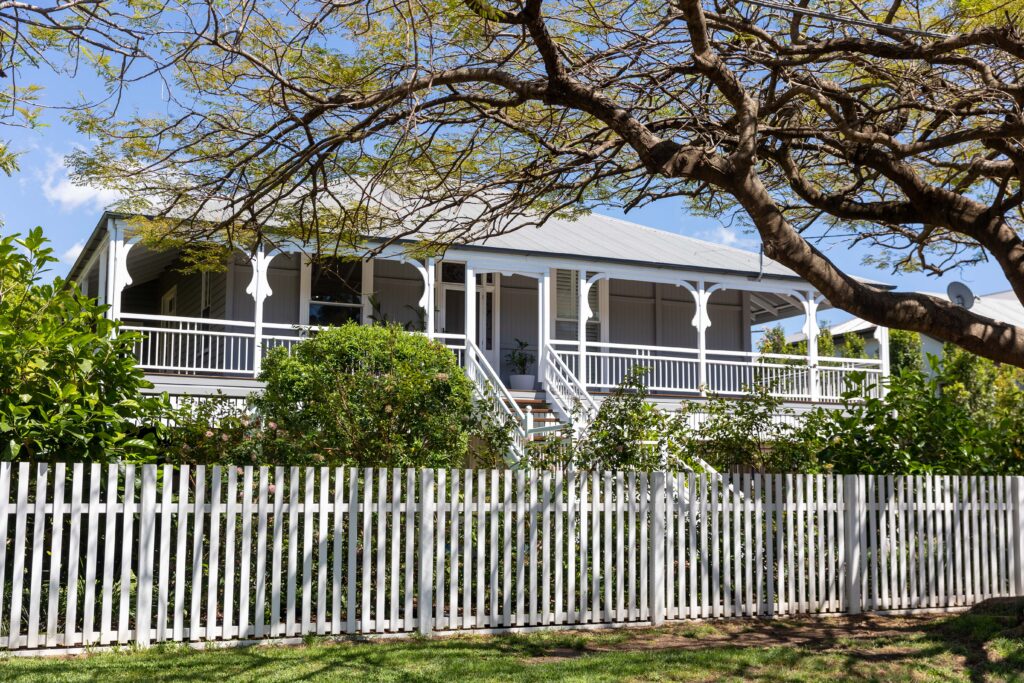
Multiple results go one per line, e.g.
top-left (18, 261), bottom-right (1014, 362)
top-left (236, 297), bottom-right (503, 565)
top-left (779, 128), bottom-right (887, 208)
top-left (464, 264), bottom-right (476, 348)
top-left (802, 293), bottom-right (820, 402)
top-left (577, 270), bottom-right (588, 388)
top-left (424, 257), bottom-right (436, 338)
top-left (247, 248), bottom-right (272, 376)
top-left (538, 270), bottom-right (549, 382)
top-left (695, 281), bottom-right (709, 395)
top-left (873, 325), bottom-right (891, 396)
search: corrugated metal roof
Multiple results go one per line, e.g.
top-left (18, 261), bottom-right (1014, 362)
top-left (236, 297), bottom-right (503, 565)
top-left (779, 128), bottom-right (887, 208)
top-left (461, 212), bottom-right (801, 280)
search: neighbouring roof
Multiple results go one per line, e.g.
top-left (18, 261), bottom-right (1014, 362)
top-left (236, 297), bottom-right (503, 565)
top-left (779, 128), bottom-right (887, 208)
top-left (788, 289), bottom-right (1024, 343)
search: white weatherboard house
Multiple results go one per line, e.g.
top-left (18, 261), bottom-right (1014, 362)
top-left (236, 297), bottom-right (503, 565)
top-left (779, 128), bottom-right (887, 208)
top-left (69, 211), bottom-right (891, 459)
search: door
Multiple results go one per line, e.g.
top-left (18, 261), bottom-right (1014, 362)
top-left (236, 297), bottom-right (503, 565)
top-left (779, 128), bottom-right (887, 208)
top-left (439, 274), bottom-right (499, 368)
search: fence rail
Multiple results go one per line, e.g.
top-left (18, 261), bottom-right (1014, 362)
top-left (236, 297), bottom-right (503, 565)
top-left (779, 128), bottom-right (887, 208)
top-left (0, 463), bottom-right (1020, 652)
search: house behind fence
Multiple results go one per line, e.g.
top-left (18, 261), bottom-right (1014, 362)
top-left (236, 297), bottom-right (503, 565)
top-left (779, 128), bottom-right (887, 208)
top-left (0, 462), bottom-right (1022, 652)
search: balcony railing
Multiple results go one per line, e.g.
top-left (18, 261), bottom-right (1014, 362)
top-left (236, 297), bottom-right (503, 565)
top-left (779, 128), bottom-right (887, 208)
top-left (549, 340), bottom-right (883, 402)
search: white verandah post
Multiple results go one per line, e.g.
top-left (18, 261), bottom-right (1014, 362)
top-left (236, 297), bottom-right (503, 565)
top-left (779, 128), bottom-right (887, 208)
top-left (695, 281), bottom-right (709, 395)
top-left (465, 265), bottom-right (477, 349)
top-left (538, 270), bottom-right (549, 382)
top-left (803, 293), bottom-right (820, 402)
top-left (873, 325), bottom-right (891, 396)
top-left (424, 257), bottom-right (436, 338)
top-left (577, 270), bottom-right (588, 388)
top-left (247, 248), bottom-right (272, 377)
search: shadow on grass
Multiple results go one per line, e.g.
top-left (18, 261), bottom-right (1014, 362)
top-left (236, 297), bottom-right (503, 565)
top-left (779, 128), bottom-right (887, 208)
top-left (0, 603), bottom-right (1021, 682)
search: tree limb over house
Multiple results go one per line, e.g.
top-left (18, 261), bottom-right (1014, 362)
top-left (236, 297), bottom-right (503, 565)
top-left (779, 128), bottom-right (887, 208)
top-left (48, 0), bottom-right (1024, 365)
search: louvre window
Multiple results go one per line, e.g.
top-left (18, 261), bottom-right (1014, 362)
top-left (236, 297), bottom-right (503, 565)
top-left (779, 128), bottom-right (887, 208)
top-left (554, 269), bottom-right (601, 341)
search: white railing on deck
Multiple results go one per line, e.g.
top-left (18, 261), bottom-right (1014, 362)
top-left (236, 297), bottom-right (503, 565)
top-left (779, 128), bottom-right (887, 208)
top-left (551, 341), bottom-right (883, 403)
top-left (121, 314), bottom-right (257, 376)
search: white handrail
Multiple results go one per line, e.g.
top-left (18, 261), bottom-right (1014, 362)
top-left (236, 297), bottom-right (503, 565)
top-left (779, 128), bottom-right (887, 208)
top-left (543, 342), bottom-right (599, 428)
top-left (463, 339), bottom-right (527, 461)
top-left (120, 312), bottom-right (256, 329)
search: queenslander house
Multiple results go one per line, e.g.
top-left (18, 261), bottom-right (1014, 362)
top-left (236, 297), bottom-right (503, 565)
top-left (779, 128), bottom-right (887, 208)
top-left (68, 211), bottom-right (892, 460)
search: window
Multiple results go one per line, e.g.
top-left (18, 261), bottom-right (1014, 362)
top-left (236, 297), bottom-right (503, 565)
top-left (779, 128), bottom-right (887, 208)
top-left (441, 262), bottom-right (465, 284)
top-left (554, 269), bottom-right (601, 341)
top-left (200, 272), bottom-right (212, 318)
top-left (309, 258), bottom-right (363, 326)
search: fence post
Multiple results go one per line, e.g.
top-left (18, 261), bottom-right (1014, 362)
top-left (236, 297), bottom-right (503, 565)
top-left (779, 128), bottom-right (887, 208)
top-left (1014, 477), bottom-right (1024, 596)
top-left (844, 474), bottom-right (863, 614)
top-left (136, 465), bottom-right (157, 646)
top-left (418, 469), bottom-right (435, 636)
top-left (650, 471), bottom-right (666, 626)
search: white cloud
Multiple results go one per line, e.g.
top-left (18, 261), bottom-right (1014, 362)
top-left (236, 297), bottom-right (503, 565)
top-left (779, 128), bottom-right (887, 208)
top-left (40, 155), bottom-right (120, 212)
top-left (699, 225), bottom-right (759, 250)
top-left (61, 240), bottom-right (85, 264)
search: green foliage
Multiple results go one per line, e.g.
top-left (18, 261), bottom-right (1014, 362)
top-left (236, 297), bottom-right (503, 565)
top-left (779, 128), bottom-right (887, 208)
top-left (161, 397), bottom-right (300, 465)
top-left (524, 368), bottom-right (692, 472)
top-left (504, 338), bottom-right (535, 375)
top-left (795, 351), bottom-right (1024, 474)
top-left (165, 323), bottom-right (484, 467)
top-left (0, 228), bottom-right (167, 461)
top-left (681, 385), bottom-right (820, 474)
top-left (840, 332), bottom-right (868, 359)
top-left (889, 329), bottom-right (923, 374)
top-left (757, 324), bottom-right (835, 358)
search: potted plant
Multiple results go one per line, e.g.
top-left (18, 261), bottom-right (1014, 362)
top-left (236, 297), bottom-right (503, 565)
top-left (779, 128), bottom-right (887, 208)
top-left (505, 338), bottom-right (536, 391)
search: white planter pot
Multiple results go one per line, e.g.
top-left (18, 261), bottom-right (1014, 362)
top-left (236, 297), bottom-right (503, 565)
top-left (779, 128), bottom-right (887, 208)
top-left (509, 374), bottom-right (536, 391)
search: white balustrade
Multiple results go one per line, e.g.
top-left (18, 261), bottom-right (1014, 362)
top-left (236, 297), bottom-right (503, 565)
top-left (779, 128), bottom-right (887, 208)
top-left (551, 341), bottom-right (883, 403)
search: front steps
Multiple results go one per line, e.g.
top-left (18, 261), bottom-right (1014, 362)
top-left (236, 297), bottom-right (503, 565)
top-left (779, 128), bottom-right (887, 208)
top-left (510, 390), bottom-right (565, 440)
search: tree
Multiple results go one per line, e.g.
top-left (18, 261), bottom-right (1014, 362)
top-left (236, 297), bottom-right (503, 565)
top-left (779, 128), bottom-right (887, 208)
top-left (890, 329), bottom-right (924, 374)
top-left (0, 227), bottom-right (166, 460)
top-left (65, 0), bottom-right (1024, 365)
top-left (0, 0), bottom-right (177, 174)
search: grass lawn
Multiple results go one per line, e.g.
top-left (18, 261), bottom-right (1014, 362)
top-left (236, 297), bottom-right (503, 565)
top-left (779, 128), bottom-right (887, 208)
top-left (1, 606), bottom-right (1022, 682)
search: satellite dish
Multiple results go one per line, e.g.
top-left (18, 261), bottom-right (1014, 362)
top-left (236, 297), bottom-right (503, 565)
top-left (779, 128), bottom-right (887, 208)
top-left (947, 282), bottom-right (976, 310)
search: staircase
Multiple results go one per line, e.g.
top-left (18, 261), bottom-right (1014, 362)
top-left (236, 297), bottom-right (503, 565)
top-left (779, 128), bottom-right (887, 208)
top-left (510, 391), bottom-right (562, 438)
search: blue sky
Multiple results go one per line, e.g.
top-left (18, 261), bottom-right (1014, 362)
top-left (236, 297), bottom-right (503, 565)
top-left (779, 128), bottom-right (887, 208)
top-left (0, 70), bottom-right (1009, 334)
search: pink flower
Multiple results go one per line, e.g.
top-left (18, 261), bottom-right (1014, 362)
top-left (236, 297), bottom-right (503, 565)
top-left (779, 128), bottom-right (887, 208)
top-left (204, 430), bottom-right (214, 438)
top-left (268, 484), bottom-right (276, 495)
top-left (221, 433), bottom-right (230, 442)
top-left (268, 421), bottom-right (278, 430)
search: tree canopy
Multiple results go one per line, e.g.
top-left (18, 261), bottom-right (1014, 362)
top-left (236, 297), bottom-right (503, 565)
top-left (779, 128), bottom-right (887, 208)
top-left (13, 0), bottom-right (1022, 364)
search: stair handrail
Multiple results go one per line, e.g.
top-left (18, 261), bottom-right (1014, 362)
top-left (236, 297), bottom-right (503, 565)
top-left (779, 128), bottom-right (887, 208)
top-left (543, 342), bottom-right (599, 428)
top-left (463, 339), bottom-right (527, 460)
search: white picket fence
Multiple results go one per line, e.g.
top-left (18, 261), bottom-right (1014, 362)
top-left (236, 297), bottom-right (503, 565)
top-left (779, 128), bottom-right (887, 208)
top-left (0, 462), bottom-right (1021, 652)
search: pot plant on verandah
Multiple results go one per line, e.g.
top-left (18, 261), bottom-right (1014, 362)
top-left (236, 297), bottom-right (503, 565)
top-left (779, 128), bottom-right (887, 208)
top-left (505, 338), bottom-right (536, 391)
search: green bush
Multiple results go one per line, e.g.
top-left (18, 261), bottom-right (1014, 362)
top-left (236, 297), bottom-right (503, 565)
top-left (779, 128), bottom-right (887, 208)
top-left (257, 323), bottom-right (476, 467)
top-left (798, 351), bottom-right (1024, 475)
top-left (0, 228), bottom-right (167, 461)
top-left (524, 368), bottom-right (697, 472)
top-left (681, 384), bottom-right (820, 474)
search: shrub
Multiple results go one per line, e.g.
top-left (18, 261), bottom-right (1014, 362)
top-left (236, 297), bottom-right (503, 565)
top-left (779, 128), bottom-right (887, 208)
top-left (256, 323), bottom-right (477, 467)
top-left (524, 368), bottom-right (696, 472)
top-left (0, 228), bottom-right (167, 461)
top-left (681, 384), bottom-right (820, 474)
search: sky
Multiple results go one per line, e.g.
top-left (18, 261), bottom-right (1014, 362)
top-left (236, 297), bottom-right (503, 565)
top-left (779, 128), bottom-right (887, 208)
top-left (0, 68), bottom-right (1010, 335)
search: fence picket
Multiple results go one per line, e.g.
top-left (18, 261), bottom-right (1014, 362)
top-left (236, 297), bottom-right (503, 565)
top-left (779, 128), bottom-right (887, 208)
top-left (119, 465), bottom-right (137, 643)
top-left (0, 467), bottom-right (1020, 651)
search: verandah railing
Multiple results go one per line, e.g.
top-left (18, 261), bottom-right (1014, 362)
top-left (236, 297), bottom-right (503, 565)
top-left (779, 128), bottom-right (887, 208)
top-left (550, 340), bottom-right (884, 402)
top-left (0, 462), bottom-right (1021, 652)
